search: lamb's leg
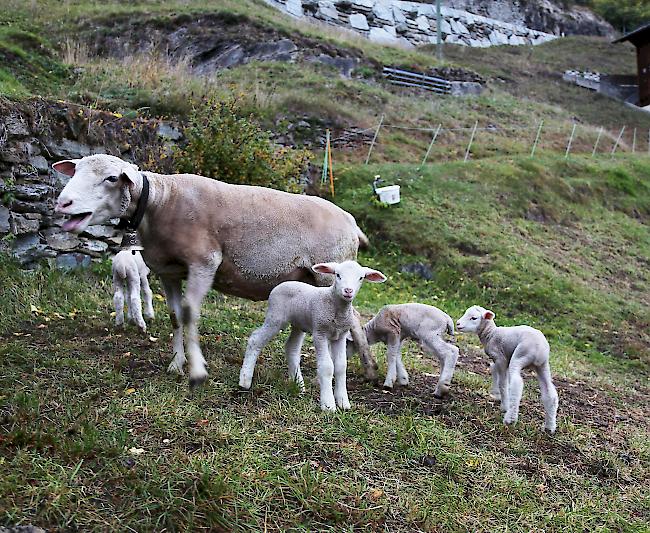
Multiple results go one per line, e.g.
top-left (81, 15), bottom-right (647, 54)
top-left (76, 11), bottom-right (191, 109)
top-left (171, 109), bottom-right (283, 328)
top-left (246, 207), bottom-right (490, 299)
top-left (314, 334), bottom-right (336, 411)
top-left (183, 258), bottom-right (221, 387)
top-left (113, 273), bottom-right (125, 328)
top-left (427, 337), bottom-right (460, 399)
top-left (489, 362), bottom-right (501, 401)
top-left (383, 335), bottom-right (401, 389)
top-left (493, 358), bottom-right (509, 412)
top-left (140, 270), bottom-right (155, 320)
top-left (160, 277), bottom-right (185, 375)
top-left (350, 309), bottom-right (378, 381)
top-left (126, 265), bottom-right (146, 333)
top-left (536, 361), bottom-right (559, 433)
top-left (395, 341), bottom-right (410, 386)
top-left (239, 318), bottom-right (285, 390)
top-left (285, 326), bottom-right (306, 392)
top-left (331, 336), bottom-right (350, 410)
top-left (503, 348), bottom-right (533, 426)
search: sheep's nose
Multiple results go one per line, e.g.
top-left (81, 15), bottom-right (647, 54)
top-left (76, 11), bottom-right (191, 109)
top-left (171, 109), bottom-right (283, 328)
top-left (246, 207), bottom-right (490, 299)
top-left (344, 288), bottom-right (353, 296)
top-left (55, 198), bottom-right (73, 213)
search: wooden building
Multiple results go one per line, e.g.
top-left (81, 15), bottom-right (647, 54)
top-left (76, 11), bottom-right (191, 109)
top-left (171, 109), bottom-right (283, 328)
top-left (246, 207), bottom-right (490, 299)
top-left (614, 23), bottom-right (650, 107)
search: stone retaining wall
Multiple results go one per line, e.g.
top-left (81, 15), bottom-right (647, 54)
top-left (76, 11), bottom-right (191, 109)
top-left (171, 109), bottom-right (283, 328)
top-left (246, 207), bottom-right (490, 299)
top-left (0, 98), bottom-right (177, 269)
top-left (263, 0), bottom-right (557, 48)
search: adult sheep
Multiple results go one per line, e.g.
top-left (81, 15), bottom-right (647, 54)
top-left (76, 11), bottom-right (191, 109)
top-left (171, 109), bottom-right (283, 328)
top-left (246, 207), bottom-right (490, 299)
top-left (53, 154), bottom-right (377, 386)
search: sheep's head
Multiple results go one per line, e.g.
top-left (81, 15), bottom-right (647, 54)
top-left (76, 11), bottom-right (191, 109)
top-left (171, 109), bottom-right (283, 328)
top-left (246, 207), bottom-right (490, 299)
top-left (53, 154), bottom-right (141, 234)
top-left (312, 260), bottom-right (386, 303)
top-left (456, 305), bottom-right (495, 333)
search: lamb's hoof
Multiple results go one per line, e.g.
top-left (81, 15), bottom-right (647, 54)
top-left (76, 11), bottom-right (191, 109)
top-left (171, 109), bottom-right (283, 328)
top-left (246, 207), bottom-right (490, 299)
top-left (167, 361), bottom-right (185, 375)
top-left (238, 384), bottom-right (252, 392)
top-left (543, 425), bottom-right (557, 435)
top-left (189, 372), bottom-right (208, 389)
top-left (382, 383), bottom-right (394, 391)
top-left (364, 367), bottom-right (378, 381)
top-left (433, 386), bottom-right (450, 399)
top-left (320, 402), bottom-right (336, 412)
top-left (503, 413), bottom-right (518, 426)
top-left (336, 398), bottom-right (351, 410)
top-left (396, 377), bottom-right (410, 386)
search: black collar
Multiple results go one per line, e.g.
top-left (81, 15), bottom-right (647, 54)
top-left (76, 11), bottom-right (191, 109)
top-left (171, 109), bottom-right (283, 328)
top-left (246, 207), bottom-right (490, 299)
top-left (116, 174), bottom-right (149, 231)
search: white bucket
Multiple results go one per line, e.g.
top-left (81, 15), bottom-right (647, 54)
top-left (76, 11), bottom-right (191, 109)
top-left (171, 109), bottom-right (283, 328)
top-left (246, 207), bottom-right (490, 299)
top-left (375, 185), bottom-right (400, 205)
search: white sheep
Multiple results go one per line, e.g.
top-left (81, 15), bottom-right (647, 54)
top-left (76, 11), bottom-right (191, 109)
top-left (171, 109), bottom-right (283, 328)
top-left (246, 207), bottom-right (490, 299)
top-left (238, 261), bottom-right (387, 411)
top-left (457, 305), bottom-right (559, 433)
top-left (53, 154), bottom-right (377, 387)
top-left (347, 303), bottom-right (459, 397)
top-left (112, 250), bottom-right (154, 332)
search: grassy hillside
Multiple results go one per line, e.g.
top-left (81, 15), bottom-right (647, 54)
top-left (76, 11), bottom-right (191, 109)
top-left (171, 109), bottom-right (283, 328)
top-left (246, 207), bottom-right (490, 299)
top-left (1, 155), bottom-right (649, 531)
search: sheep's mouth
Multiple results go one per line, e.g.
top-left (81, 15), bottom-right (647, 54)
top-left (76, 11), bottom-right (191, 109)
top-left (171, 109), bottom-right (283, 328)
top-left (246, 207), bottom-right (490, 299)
top-left (62, 212), bottom-right (92, 233)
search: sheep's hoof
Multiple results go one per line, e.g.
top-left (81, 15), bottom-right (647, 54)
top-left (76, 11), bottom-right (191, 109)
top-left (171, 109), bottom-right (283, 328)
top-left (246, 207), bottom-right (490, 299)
top-left (364, 367), bottom-right (378, 381)
top-left (503, 413), bottom-right (518, 426)
top-left (189, 374), bottom-right (208, 389)
top-left (543, 424), bottom-right (557, 435)
top-left (490, 393), bottom-right (502, 401)
top-left (167, 361), bottom-right (185, 375)
top-left (320, 404), bottom-right (336, 412)
top-left (382, 384), bottom-right (394, 391)
top-left (238, 384), bottom-right (252, 392)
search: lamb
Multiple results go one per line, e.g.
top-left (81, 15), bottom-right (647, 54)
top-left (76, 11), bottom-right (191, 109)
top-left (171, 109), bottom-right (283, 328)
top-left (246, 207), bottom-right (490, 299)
top-left (238, 261), bottom-right (387, 411)
top-left (53, 154), bottom-right (377, 386)
top-left (112, 250), bottom-right (154, 332)
top-left (456, 305), bottom-right (559, 433)
top-left (347, 303), bottom-right (460, 397)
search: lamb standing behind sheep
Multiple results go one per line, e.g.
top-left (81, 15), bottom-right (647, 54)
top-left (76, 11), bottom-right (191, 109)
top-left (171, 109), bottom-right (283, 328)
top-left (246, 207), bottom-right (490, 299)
top-left (112, 250), bottom-right (154, 332)
top-left (348, 303), bottom-right (460, 397)
top-left (239, 261), bottom-right (387, 411)
top-left (457, 305), bottom-right (559, 433)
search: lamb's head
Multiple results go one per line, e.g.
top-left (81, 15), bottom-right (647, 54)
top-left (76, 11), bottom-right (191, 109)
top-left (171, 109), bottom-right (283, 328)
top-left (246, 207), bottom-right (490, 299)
top-left (312, 260), bottom-right (386, 303)
top-left (456, 305), bottom-right (495, 334)
top-left (53, 154), bottom-right (142, 234)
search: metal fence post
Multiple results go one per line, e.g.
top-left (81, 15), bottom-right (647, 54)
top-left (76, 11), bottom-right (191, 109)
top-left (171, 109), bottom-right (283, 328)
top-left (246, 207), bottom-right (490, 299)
top-left (365, 114), bottom-right (384, 165)
top-left (611, 126), bottom-right (625, 157)
top-left (436, 0), bottom-right (443, 62)
top-left (565, 123), bottom-right (577, 159)
top-left (633, 127), bottom-right (637, 153)
top-left (421, 124), bottom-right (442, 166)
top-left (591, 126), bottom-right (603, 157)
top-left (530, 120), bottom-right (544, 158)
top-left (464, 121), bottom-right (478, 162)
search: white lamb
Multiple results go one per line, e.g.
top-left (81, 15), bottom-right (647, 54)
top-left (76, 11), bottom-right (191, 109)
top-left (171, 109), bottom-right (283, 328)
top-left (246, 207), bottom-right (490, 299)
top-left (347, 303), bottom-right (460, 397)
top-left (112, 250), bottom-right (154, 332)
top-left (238, 260), bottom-right (387, 411)
top-left (456, 305), bottom-right (559, 433)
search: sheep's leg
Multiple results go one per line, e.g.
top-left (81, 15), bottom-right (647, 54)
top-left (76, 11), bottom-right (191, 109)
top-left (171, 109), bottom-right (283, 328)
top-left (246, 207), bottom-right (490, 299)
top-left (504, 349), bottom-right (533, 426)
top-left (535, 361), bottom-right (559, 433)
top-left (350, 310), bottom-right (378, 381)
top-left (489, 362), bottom-right (501, 401)
top-left (331, 336), bottom-right (350, 409)
top-left (493, 358), bottom-right (509, 412)
top-left (395, 341), bottom-right (410, 386)
top-left (433, 339), bottom-right (460, 398)
top-left (113, 273), bottom-right (125, 328)
top-left (183, 257), bottom-right (221, 387)
top-left (161, 277), bottom-right (185, 375)
top-left (314, 334), bottom-right (336, 411)
top-left (140, 271), bottom-right (155, 320)
top-left (285, 326), bottom-right (306, 392)
top-left (126, 266), bottom-right (146, 333)
top-left (383, 335), bottom-right (401, 389)
top-left (239, 319), bottom-right (285, 390)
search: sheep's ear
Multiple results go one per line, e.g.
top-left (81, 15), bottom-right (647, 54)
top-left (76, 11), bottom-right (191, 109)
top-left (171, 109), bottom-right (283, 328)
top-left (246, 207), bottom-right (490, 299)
top-left (345, 331), bottom-right (354, 342)
top-left (52, 159), bottom-right (80, 176)
top-left (119, 163), bottom-right (141, 188)
top-left (312, 262), bottom-right (338, 275)
top-left (363, 268), bottom-right (387, 283)
top-left (483, 310), bottom-right (495, 320)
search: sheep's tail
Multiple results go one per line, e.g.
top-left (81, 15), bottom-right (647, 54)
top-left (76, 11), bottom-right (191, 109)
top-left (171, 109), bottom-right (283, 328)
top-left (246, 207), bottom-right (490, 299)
top-left (446, 314), bottom-right (455, 336)
top-left (357, 227), bottom-right (370, 250)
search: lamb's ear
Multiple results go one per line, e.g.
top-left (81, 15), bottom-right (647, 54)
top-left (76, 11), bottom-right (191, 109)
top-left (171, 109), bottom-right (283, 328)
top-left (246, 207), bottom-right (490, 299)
top-left (483, 310), bottom-right (495, 320)
top-left (52, 159), bottom-right (80, 177)
top-left (363, 268), bottom-right (387, 283)
top-left (345, 331), bottom-right (354, 342)
top-left (312, 262), bottom-right (338, 275)
top-left (119, 163), bottom-right (141, 188)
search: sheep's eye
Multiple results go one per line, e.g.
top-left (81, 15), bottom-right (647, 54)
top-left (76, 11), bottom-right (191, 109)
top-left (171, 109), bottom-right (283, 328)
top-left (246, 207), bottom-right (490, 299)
top-left (471, 317), bottom-right (478, 320)
top-left (104, 175), bottom-right (119, 183)
top-left (359, 276), bottom-right (363, 281)
top-left (336, 274), bottom-right (341, 279)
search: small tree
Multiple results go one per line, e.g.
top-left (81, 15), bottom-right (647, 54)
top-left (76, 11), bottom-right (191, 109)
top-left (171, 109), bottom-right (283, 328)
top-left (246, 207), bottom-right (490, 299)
top-left (174, 97), bottom-right (311, 193)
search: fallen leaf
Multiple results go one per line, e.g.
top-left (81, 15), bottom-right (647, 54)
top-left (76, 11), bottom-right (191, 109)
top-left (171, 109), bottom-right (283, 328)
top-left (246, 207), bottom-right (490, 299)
top-left (368, 488), bottom-right (384, 501)
top-left (128, 447), bottom-right (145, 456)
top-left (154, 294), bottom-right (165, 301)
top-left (196, 419), bottom-right (209, 427)
top-left (37, 324), bottom-right (47, 329)
top-left (148, 336), bottom-right (158, 342)
top-left (125, 388), bottom-right (136, 395)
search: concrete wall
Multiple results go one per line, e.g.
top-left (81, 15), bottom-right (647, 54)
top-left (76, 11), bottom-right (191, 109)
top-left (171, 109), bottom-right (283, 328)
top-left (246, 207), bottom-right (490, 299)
top-left (263, 0), bottom-right (557, 48)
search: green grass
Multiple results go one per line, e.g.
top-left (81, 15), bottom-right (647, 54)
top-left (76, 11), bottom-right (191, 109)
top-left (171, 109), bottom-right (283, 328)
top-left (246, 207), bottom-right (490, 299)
top-left (1, 154), bottom-right (649, 531)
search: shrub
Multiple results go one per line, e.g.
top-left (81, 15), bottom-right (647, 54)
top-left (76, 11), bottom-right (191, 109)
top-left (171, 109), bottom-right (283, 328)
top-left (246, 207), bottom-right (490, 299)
top-left (173, 97), bottom-right (311, 192)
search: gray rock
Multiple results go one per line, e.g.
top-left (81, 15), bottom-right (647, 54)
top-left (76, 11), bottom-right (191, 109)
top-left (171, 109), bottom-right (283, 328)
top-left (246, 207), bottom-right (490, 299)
top-left (0, 205), bottom-right (9, 233)
top-left (157, 122), bottom-right (182, 141)
top-left (0, 524), bottom-right (46, 533)
top-left (451, 19), bottom-right (469, 34)
top-left (450, 81), bottom-right (484, 96)
top-left (440, 18), bottom-right (452, 35)
top-left (79, 238), bottom-right (109, 256)
top-left (286, 0), bottom-right (303, 17)
top-left (392, 6), bottom-right (406, 24)
top-left (349, 13), bottom-right (369, 31)
top-left (400, 262), bottom-right (433, 280)
top-left (415, 15), bottom-right (431, 32)
top-left (445, 34), bottom-right (461, 44)
top-left (14, 184), bottom-right (51, 201)
top-left (509, 34), bottom-right (527, 45)
top-left (5, 115), bottom-right (30, 137)
top-left (369, 27), bottom-right (399, 44)
top-left (55, 253), bottom-right (92, 270)
top-left (10, 213), bottom-right (41, 234)
top-left (46, 231), bottom-right (81, 251)
top-left (10, 199), bottom-right (51, 215)
top-left (45, 139), bottom-right (98, 159)
top-left (83, 224), bottom-right (116, 239)
top-left (489, 30), bottom-right (509, 45)
top-left (395, 22), bottom-right (409, 35)
top-left (372, 4), bottom-right (393, 23)
top-left (11, 233), bottom-right (54, 265)
top-left (28, 155), bottom-right (49, 172)
top-left (352, 0), bottom-right (373, 8)
top-left (317, 2), bottom-right (339, 21)
top-left (308, 55), bottom-right (360, 77)
top-left (416, 4), bottom-right (434, 17)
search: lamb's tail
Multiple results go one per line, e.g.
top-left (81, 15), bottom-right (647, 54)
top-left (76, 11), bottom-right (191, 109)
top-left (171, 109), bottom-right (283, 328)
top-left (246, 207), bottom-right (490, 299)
top-left (357, 227), bottom-right (370, 250)
top-left (446, 314), bottom-right (455, 336)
